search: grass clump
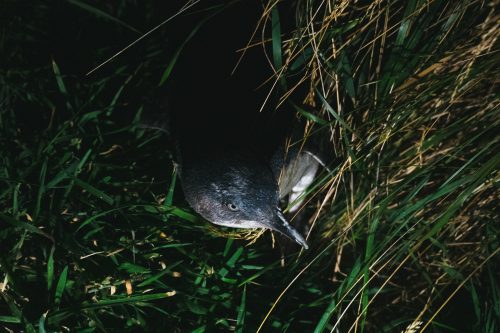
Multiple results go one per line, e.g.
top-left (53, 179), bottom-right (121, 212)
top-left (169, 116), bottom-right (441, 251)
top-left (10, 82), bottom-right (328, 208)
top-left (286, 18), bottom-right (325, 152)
top-left (0, 0), bottom-right (498, 332)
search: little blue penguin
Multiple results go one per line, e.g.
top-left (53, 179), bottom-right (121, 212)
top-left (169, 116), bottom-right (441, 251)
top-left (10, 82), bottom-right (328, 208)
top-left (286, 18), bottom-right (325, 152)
top-left (175, 141), bottom-right (319, 249)
top-left (158, 2), bottom-right (321, 249)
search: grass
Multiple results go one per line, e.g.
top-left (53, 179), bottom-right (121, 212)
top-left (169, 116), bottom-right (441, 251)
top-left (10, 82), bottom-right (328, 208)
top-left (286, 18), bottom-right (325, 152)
top-left (1, 0), bottom-right (499, 332)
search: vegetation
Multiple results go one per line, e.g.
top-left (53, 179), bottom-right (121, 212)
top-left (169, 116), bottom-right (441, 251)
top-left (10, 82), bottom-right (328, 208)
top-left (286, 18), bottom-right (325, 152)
top-left (1, 0), bottom-right (498, 332)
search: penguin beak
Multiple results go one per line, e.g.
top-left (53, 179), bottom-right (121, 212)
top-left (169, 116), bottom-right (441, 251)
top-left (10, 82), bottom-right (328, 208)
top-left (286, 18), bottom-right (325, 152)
top-left (267, 208), bottom-right (309, 249)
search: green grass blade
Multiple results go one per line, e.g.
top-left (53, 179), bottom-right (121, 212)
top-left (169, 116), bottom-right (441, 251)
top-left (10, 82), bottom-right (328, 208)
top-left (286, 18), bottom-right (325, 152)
top-left (34, 158), bottom-right (48, 220)
top-left (235, 285), bottom-right (246, 333)
top-left (47, 245), bottom-right (55, 290)
top-left (0, 213), bottom-right (53, 241)
top-left (51, 59), bottom-right (67, 95)
top-left (67, 0), bottom-right (140, 33)
top-left (54, 266), bottom-right (69, 305)
top-left (0, 316), bottom-right (21, 323)
top-left (164, 167), bottom-right (177, 208)
top-left (271, 6), bottom-right (282, 70)
top-left (312, 297), bottom-right (336, 333)
top-left (73, 178), bottom-right (114, 205)
top-left (317, 91), bottom-right (355, 134)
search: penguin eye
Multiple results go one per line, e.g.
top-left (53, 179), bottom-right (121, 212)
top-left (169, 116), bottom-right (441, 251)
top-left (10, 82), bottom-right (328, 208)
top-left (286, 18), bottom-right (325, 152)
top-left (227, 203), bottom-right (239, 211)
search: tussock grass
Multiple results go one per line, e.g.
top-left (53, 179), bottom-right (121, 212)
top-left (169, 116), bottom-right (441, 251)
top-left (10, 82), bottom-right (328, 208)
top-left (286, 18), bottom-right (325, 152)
top-left (0, 0), bottom-right (498, 332)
